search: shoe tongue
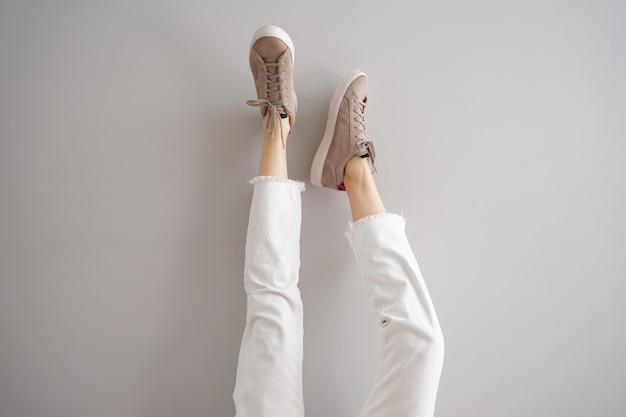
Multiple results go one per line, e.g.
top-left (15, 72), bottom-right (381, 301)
top-left (257, 45), bottom-right (288, 101)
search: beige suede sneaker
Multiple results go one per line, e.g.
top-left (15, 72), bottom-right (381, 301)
top-left (310, 70), bottom-right (376, 190)
top-left (247, 25), bottom-right (297, 143)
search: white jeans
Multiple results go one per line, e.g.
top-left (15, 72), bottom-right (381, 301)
top-left (233, 177), bottom-right (444, 417)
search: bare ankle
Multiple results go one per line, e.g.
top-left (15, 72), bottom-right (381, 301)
top-left (344, 156), bottom-right (371, 186)
top-left (344, 156), bottom-right (386, 221)
top-left (263, 113), bottom-right (290, 146)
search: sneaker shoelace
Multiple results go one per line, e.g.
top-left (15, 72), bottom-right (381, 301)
top-left (247, 60), bottom-right (290, 147)
top-left (353, 98), bottom-right (377, 173)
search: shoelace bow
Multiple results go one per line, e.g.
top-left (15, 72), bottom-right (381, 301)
top-left (247, 61), bottom-right (289, 147)
top-left (353, 99), bottom-right (377, 173)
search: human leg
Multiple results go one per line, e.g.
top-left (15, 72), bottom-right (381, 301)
top-left (311, 71), bottom-right (444, 417)
top-left (233, 26), bottom-right (305, 417)
top-left (233, 175), bottom-right (305, 417)
top-left (345, 213), bottom-right (444, 417)
top-left (257, 112), bottom-right (290, 179)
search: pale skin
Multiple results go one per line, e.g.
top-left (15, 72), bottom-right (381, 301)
top-left (257, 113), bottom-right (386, 222)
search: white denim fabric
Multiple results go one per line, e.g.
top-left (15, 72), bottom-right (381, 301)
top-left (233, 177), bottom-right (444, 417)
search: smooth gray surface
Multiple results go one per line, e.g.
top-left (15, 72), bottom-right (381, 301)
top-left (1, 1), bottom-right (625, 416)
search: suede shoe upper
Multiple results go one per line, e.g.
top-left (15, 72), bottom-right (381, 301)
top-left (321, 74), bottom-right (376, 190)
top-left (247, 30), bottom-right (296, 143)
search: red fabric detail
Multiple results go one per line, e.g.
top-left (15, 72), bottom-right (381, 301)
top-left (338, 182), bottom-right (346, 191)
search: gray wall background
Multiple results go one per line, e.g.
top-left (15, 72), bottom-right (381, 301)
top-left (1, 1), bottom-right (625, 416)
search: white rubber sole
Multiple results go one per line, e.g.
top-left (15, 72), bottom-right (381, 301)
top-left (310, 70), bottom-right (367, 188)
top-left (250, 25), bottom-right (295, 63)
